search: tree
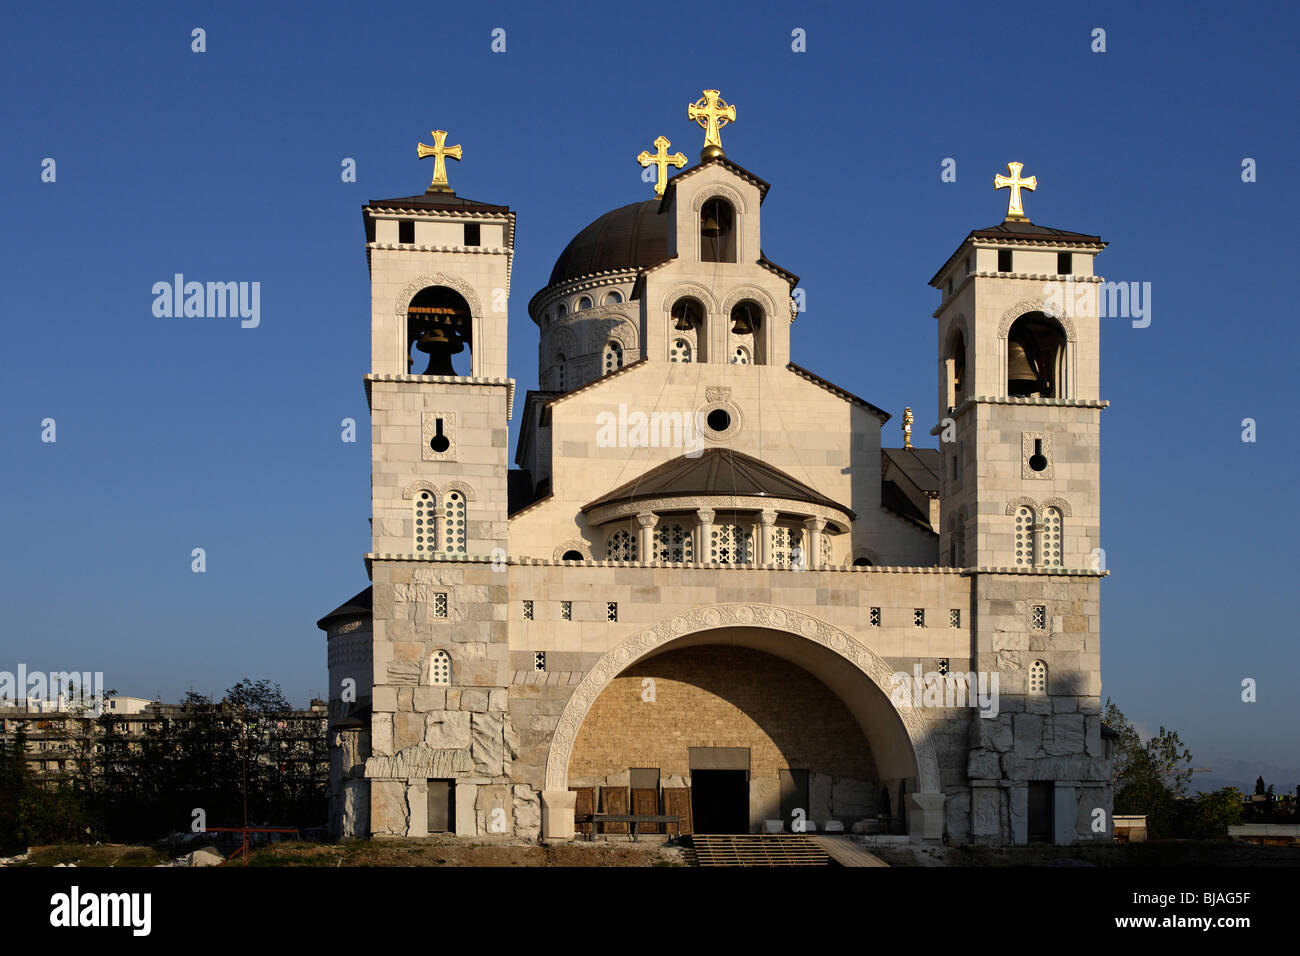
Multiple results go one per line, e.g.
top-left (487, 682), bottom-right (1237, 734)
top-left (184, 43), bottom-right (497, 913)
top-left (1182, 787), bottom-right (1244, 839)
top-left (225, 680), bottom-right (291, 714)
top-left (1104, 699), bottom-right (1195, 837)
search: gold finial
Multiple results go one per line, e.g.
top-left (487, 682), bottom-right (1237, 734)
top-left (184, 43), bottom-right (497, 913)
top-left (417, 130), bottom-right (462, 194)
top-left (688, 89), bottom-right (736, 161)
top-left (902, 407), bottom-right (914, 449)
top-left (637, 135), bottom-right (687, 196)
top-left (993, 161), bottom-right (1037, 221)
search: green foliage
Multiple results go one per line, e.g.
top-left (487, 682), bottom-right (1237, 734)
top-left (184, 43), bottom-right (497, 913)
top-left (1105, 699), bottom-right (1195, 838)
top-left (0, 678), bottom-right (327, 848)
top-left (1180, 787), bottom-right (1244, 839)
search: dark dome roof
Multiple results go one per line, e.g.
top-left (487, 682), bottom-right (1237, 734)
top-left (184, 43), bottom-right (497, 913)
top-left (547, 200), bottom-right (668, 288)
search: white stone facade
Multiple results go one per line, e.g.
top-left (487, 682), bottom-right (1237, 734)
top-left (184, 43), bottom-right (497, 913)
top-left (321, 152), bottom-right (1112, 846)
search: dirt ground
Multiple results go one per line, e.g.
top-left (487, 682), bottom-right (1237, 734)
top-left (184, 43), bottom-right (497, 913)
top-left (247, 836), bottom-right (688, 867)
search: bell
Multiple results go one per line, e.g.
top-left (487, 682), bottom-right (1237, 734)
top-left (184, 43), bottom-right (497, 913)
top-left (700, 210), bottom-right (723, 237)
top-left (730, 312), bottom-right (753, 335)
top-left (1007, 337), bottom-right (1046, 396)
top-left (672, 305), bottom-right (697, 331)
top-left (415, 325), bottom-right (464, 375)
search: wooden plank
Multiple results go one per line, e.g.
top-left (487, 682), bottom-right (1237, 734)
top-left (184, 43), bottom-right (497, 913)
top-left (663, 788), bottom-right (692, 836)
top-left (809, 835), bottom-right (890, 867)
top-left (632, 788), bottom-right (658, 834)
top-left (572, 787), bottom-right (595, 836)
top-left (690, 834), bottom-right (832, 867)
top-left (600, 786), bottom-right (629, 834)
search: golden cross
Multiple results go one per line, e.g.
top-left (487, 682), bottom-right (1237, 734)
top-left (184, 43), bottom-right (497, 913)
top-left (688, 89), bottom-right (736, 159)
top-left (637, 135), bottom-right (687, 196)
top-left (417, 130), bottom-right (462, 194)
top-left (994, 161), bottom-right (1037, 221)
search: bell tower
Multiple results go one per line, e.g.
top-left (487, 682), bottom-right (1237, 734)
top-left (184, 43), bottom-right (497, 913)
top-left (929, 163), bottom-right (1107, 571)
top-left (929, 163), bottom-right (1111, 844)
top-left (360, 131), bottom-right (518, 838)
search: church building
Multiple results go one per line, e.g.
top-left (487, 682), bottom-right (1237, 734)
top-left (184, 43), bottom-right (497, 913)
top-left (318, 91), bottom-right (1112, 845)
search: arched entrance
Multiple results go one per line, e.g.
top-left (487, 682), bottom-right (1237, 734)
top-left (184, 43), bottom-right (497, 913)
top-left (540, 604), bottom-right (944, 840)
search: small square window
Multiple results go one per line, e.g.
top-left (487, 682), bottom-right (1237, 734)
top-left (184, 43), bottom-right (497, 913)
top-left (607, 602), bottom-right (618, 622)
top-left (965, 256), bottom-right (973, 275)
top-left (399, 220), bottom-right (414, 244)
top-left (913, 608), bottom-right (926, 628)
top-left (1031, 605), bottom-right (1047, 629)
top-left (949, 609), bottom-right (961, 628)
top-left (1057, 252), bottom-right (1072, 275)
top-left (434, 592), bottom-right (448, 618)
top-left (937, 658), bottom-right (950, 676)
top-left (560, 601), bottom-right (572, 621)
top-left (869, 607), bottom-right (881, 627)
top-left (464, 222), bottom-right (481, 246)
top-left (523, 600), bottom-right (534, 621)
top-left (534, 651), bottom-right (546, 672)
top-left (997, 249), bottom-right (1012, 272)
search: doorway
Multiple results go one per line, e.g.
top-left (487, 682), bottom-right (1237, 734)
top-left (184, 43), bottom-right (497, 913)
top-left (427, 779), bottom-right (454, 833)
top-left (1027, 781), bottom-right (1054, 843)
top-left (691, 770), bottom-right (749, 833)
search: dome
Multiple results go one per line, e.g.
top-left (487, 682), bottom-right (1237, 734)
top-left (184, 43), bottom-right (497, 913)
top-left (547, 199), bottom-right (669, 288)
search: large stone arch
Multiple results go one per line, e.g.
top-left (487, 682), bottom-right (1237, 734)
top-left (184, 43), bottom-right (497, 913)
top-left (543, 603), bottom-right (941, 796)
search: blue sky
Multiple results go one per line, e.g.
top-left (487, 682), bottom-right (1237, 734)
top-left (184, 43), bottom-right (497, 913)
top-left (1, 1), bottom-right (1296, 778)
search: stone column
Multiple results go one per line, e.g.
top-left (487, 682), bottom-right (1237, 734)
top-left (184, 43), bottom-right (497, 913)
top-left (803, 516), bottom-right (826, 570)
top-left (636, 511), bottom-right (658, 564)
top-left (759, 510), bottom-right (777, 565)
top-left (697, 508), bottom-right (715, 563)
top-left (541, 789), bottom-right (577, 840)
top-left (906, 792), bottom-right (947, 843)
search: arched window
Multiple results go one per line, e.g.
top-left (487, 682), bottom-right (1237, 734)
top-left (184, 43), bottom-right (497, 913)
top-left (671, 298), bottom-right (704, 361)
top-left (414, 490), bottom-right (435, 553)
top-left (948, 329), bottom-right (967, 409)
top-left (561, 549), bottom-right (584, 561)
top-left (1014, 505), bottom-right (1036, 566)
top-left (819, 534), bottom-right (833, 566)
top-left (1029, 660), bottom-right (1048, 695)
top-left (1007, 313), bottom-right (1066, 398)
top-left (654, 523), bottom-right (693, 562)
top-left (771, 526), bottom-right (803, 567)
top-left (729, 300), bottom-right (763, 364)
top-left (709, 522), bottom-right (753, 565)
top-left (442, 491), bottom-right (466, 553)
top-left (700, 197), bottom-right (736, 262)
top-left (951, 508), bottom-right (967, 566)
top-left (557, 303), bottom-right (567, 318)
top-left (428, 650), bottom-right (451, 686)
top-left (577, 295), bottom-right (593, 311)
top-left (852, 557), bottom-right (872, 567)
top-left (555, 353), bottom-right (566, 390)
top-left (670, 338), bottom-right (693, 363)
top-left (407, 286), bottom-right (472, 376)
top-left (603, 290), bottom-right (623, 306)
top-left (605, 528), bottom-right (637, 561)
top-left (1041, 507), bottom-right (1063, 567)
top-left (603, 340), bottom-right (623, 374)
